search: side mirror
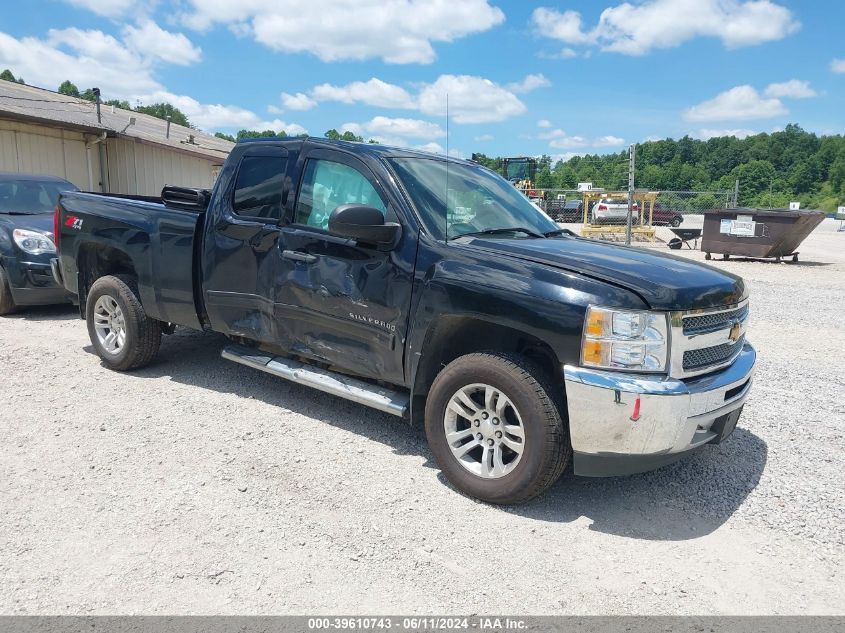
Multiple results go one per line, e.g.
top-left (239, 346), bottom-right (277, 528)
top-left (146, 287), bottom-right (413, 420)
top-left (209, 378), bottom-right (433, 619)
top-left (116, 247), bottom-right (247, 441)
top-left (328, 204), bottom-right (401, 247)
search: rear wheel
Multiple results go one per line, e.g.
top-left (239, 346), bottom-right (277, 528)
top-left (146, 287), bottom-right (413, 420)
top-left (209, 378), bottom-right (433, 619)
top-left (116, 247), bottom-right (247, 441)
top-left (86, 275), bottom-right (161, 371)
top-left (425, 352), bottom-right (570, 504)
top-left (671, 216), bottom-right (682, 227)
top-left (0, 265), bottom-right (17, 315)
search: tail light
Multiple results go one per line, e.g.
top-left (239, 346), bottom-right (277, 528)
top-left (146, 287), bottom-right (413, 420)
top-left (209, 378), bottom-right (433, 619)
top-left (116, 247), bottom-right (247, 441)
top-left (598, 204), bottom-right (608, 211)
top-left (53, 205), bottom-right (60, 249)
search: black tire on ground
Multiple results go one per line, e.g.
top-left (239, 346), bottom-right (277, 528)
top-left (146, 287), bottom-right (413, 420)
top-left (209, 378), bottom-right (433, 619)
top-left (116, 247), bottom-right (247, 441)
top-left (86, 274), bottom-right (161, 371)
top-left (424, 352), bottom-right (570, 504)
top-left (671, 216), bottom-right (682, 227)
top-left (0, 265), bottom-right (17, 316)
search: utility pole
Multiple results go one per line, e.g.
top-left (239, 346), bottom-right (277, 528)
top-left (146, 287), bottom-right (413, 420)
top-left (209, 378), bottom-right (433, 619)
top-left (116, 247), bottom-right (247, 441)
top-left (733, 179), bottom-right (740, 208)
top-left (626, 143), bottom-right (636, 245)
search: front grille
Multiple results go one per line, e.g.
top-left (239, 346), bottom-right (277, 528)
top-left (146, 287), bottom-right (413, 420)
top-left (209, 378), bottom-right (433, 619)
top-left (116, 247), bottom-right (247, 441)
top-left (683, 304), bottom-right (749, 335)
top-left (683, 336), bottom-right (745, 371)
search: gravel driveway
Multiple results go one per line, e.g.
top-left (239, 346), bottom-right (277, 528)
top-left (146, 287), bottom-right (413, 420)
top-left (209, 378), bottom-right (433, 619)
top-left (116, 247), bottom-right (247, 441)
top-left (1, 219), bottom-right (842, 615)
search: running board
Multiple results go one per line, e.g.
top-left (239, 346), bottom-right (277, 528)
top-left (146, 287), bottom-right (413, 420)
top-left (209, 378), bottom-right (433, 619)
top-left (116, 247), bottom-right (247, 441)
top-left (221, 345), bottom-right (409, 417)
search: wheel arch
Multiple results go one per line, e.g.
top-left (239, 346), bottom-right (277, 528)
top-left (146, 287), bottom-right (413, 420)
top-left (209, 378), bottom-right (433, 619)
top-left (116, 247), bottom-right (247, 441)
top-left (76, 242), bottom-right (138, 318)
top-left (410, 315), bottom-right (566, 427)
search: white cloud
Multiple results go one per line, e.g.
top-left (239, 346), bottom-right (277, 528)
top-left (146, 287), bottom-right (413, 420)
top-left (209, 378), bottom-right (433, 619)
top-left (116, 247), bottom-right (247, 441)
top-left (594, 135), bottom-right (626, 147)
top-left (532, 8), bottom-right (592, 44)
top-left (539, 128), bottom-right (567, 140)
top-left (537, 119), bottom-right (552, 128)
top-left (533, 0), bottom-right (799, 56)
top-left (543, 131), bottom-right (625, 149)
top-left (0, 28), bottom-right (161, 96)
top-left (415, 142), bottom-right (445, 154)
top-left (474, 134), bottom-right (494, 141)
top-left (280, 91), bottom-right (317, 111)
top-left (136, 90), bottom-right (305, 131)
top-left (266, 105), bottom-right (284, 115)
top-left (694, 128), bottom-right (758, 140)
top-left (311, 78), bottom-right (415, 109)
top-left (298, 74), bottom-right (529, 125)
top-left (341, 116), bottom-right (445, 142)
top-left (764, 79), bottom-right (816, 99)
top-left (417, 74), bottom-right (526, 123)
top-left (684, 85), bottom-right (788, 121)
top-left (63, 0), bottom-right (135, 17)
top-left (505, 73), bottom-right (551, 93)
top-left (180, 0), bottom-right (504, 64)
top-left (123, 20), bottom-right (202, 66)
top-left (0, 27), bottom-right (304, 135)
top-left (832, 59), bottom-right (845, 73)
top-left (549, 135), bottom-right (588, 149)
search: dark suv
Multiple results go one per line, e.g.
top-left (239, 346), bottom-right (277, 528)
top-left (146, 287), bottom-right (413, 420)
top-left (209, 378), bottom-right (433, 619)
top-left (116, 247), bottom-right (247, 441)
top-left (0, 172), bottom-right (77, 314)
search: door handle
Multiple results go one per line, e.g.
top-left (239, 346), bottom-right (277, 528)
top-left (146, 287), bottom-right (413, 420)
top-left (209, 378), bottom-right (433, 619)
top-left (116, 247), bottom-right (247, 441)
top-left (282, 250), bottom-right (318, 264)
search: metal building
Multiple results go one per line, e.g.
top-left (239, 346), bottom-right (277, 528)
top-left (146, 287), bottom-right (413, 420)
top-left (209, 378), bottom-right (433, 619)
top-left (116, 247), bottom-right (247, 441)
top-left (0, 81), bottom-right (234, 195)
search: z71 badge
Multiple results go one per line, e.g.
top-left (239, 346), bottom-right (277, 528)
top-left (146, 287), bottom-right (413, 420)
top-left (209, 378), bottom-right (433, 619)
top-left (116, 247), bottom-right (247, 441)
top-left (64, 215), bottom-right (83, 230)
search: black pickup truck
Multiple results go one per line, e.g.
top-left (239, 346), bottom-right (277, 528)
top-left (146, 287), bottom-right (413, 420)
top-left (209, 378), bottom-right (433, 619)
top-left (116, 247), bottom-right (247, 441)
top-left (53, 138), bottom-right (755, 503)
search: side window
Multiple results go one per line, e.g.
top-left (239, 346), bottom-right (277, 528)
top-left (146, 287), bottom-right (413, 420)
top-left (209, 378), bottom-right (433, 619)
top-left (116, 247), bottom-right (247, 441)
top-left (294, 159), bottom-right (386, 230)
top-left (232, 156), bottom-right (287, 220)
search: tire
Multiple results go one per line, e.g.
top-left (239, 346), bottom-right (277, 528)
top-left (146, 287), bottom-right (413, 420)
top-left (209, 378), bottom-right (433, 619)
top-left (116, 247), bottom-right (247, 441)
top-left (0, 265), bottom-right (17, 316)
top-left (425, 352), bottom-right (570, 504)
top-left (671, 217), bottom-right (682, 227)
top-left (86, 274), bottom-right (161, 371)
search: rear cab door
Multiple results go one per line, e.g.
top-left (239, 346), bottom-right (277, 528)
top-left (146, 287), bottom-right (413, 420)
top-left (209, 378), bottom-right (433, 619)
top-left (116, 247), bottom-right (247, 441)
top-left (201, 143), bottom-right (290, 342)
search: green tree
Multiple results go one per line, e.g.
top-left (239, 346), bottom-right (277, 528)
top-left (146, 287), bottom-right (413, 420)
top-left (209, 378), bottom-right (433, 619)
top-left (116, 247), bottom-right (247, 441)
top-left (58, 80), bottom-right (80, 98)
top-left (80, 88), bottom-right (98, 102)
top-left (324, 129), bottom-right (363, 142)
top-left (134, 103), bottom-right (190, 127)
top-left (104, 99), bottom-right (131, 110)
top-left (235, 129), bottom-right (288, 140)
top-left (0, 69), bottom-right (24, 84)
top-left (215, 132), bottom-right (236, 142)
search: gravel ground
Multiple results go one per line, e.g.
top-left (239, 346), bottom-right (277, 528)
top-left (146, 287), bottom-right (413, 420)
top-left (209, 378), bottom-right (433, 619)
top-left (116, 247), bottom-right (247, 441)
top-left (1, 219), bottom-right (843, 615)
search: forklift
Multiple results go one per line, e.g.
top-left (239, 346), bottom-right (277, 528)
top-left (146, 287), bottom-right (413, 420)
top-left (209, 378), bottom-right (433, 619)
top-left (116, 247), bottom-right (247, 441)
top-left (502, 157), bottom-right (544, 204)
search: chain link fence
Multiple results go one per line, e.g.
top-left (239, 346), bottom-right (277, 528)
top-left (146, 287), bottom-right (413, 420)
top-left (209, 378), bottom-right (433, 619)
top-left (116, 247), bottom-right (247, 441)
top-left (519, 188), bottom-right (733, 227)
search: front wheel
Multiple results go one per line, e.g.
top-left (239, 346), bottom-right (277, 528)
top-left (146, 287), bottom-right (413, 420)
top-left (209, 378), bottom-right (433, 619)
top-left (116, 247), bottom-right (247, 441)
top-left (86, 275), bottom-right (161, 371)
top-left (671, 217), bottom-right (682, 227)
top-left (425, 352), bottom-right (570, 504)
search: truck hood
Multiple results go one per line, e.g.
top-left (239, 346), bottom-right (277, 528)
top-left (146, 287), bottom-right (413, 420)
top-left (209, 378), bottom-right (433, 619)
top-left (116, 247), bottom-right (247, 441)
top-left (467, 236), bottom-right (746, 310)
top-left (0, 212), bottom-right (54, 234)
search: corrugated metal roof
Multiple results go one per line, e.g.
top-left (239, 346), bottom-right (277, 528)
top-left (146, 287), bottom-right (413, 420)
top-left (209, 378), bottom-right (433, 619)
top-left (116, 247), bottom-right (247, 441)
top-left (0, 81), bottom-right (234, 162)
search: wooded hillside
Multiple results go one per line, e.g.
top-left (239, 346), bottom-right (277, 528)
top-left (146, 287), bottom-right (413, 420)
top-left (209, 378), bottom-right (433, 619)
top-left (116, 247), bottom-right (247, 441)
top-left (473, 125), bottom-right (845, 211)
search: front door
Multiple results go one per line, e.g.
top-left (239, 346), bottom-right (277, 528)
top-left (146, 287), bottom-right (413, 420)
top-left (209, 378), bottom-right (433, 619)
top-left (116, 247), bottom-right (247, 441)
top-left (202, 144), bottom-right (288, 343)
top-left (275, 149), bottom-right (415, 385)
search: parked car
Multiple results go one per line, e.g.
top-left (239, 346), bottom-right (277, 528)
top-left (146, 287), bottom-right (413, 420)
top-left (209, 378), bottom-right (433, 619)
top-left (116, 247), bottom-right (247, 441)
top-left (592, 197), bottom-right (639, 224)
top-left (0, 172), bottom-right (77, 314)
top-left (546, 199), bottom-right (584, 223)
top-left (650, 202), bottom-right (684, 227)
top-left (54, 139), bottom-right (755, 504)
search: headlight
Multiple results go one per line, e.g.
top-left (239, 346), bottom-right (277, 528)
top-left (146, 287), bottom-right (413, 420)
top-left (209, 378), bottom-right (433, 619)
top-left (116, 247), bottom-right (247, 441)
top-left (581, 306), bottom-right (669, 372)
top-left (12, 228), bottom-right (56, 255)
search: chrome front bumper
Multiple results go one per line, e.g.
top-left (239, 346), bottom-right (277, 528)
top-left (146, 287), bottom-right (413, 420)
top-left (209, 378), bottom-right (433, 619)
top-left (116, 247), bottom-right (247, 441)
top-left (563, 343), bottom-right (755, 476)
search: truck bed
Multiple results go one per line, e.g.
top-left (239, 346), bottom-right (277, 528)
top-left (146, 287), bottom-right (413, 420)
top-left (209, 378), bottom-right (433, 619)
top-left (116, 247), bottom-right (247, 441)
top-left (56, 190), bottom-right (205, 330)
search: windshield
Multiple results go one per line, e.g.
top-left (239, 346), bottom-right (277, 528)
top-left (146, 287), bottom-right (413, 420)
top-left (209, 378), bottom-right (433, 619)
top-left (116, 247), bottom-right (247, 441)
top-left (0, 180), bottom-right (77, 214)
top-left (389, 158), bottom-right (558, 241)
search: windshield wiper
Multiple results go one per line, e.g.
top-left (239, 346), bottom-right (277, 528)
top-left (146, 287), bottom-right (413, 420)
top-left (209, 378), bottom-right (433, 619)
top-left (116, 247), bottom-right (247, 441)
top-left (449, 227), bottom-right (545, 240)
top-left (543, 228), bottom-right (577, 237)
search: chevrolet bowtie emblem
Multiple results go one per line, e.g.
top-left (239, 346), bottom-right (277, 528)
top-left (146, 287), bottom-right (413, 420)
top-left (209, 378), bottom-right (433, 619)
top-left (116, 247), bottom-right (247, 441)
top-left (728, 320), bottom-right (742, 344)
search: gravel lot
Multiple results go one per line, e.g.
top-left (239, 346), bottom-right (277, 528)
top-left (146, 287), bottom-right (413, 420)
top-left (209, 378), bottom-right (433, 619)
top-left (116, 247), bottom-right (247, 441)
top-left (1, 218), bottom-right (843, 615)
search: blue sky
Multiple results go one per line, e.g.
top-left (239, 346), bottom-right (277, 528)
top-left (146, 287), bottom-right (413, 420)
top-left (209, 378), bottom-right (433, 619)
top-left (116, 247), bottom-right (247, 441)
top-left (1, 0), bottom-right (843, 159)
